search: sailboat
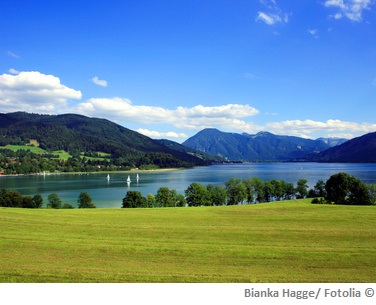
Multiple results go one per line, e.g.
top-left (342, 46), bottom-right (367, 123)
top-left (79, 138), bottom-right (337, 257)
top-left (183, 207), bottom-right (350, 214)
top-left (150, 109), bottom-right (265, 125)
top-left (127, 175), bottom-right (131, 183)
top-left (107, 174), bottom-right (110, 181)
top-left (136, 173), bottom-right (139, 181)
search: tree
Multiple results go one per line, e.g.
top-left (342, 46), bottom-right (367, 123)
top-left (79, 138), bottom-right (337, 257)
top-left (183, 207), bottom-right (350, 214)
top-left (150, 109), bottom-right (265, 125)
top-left (225, 178), bottom-right (246, 205)
top-left (283, 181), bottom-right (296, 200)
top-left (62, 203), bottom-right (75, 209)
top-left (122, 190), bottom-right (147, 208)
top-left (146, 193), bottom-right (156, 208)
top-left (185, 182), bottom-right (211, 207)
top-left (308, 180), bottom-right (326, 198)
top-left (270, 180), bottom-right (285, 201)
top-left (21, 196), bottom-right (34, 208)
top-left (314, 180), bottom-right (326, 198)
top-left (47, 193), bottom-right (62, 209)
top-left (155, 187), bottom-right (179, 207)
top-left (207, 184), bottom-right (227, 206)
top-left (77, 192), bottom-right (96, 208)
top-left (243, 178), bottom-right (256, 204)
top-left (296, 179), bottom-right (308, 199)
top-left (368, 184), bottom-right (376, 205)
top-left (0, 189), bottom-right (24, 207)
top-left (250, 177), bottom-right (265, 203)
top-left (348, 178), bottom-right (372, 206)
top-left (262, 180), bottom-right (275, 202)
top-left (325, 172), bottom-right (372, 205)
top-left (176, 193), bottom-right (186, 207)
top-left (32, 194), bottom-right (44, 208)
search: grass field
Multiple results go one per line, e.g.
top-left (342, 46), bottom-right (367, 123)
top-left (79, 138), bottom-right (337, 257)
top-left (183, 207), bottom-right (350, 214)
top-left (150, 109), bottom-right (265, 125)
top-left (0, 200), bottom-right (375, 283)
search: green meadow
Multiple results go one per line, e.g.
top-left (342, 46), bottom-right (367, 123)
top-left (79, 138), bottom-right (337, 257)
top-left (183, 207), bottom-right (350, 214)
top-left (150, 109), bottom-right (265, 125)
top-left (1, 145), bottom-right (48, 154)
top-left (0, 200), bottom-right (375, 283)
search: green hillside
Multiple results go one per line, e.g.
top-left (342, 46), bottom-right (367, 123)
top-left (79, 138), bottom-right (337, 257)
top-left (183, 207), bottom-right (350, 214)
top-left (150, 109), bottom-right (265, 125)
top-left (0, 112), bottom-right (209, 173)
top-left (306, 131), bottom-right (376, 162)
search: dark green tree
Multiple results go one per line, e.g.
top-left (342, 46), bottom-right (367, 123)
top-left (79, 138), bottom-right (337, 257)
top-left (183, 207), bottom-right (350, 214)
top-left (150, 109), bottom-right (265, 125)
top-left (146, 193), bottom-right (156, 208)
top-left (62, 203), bottom-right (75, 209)
top-left (0, 189), bottom-right (24, 207)
top-left (122, 190), bottom-right (147, 208)
top-left (270, 180), bottom-right (285, 201)
top-left (325, 172), bottom-right (372, 205)
top-left (296, 179), bottom-right (308, 199)
top-left (243, 178), bottom-right (256, 204)
top-left (250, 177), bottom-right (265, 203)
top-left (176, 193), bottom-right (186, 207)
top-left (348, 178), bottom-right (372, 205)
top-left (225, 178), bottom-right (247, 205)
top-left (325, 172), bottom-right (351, 205)
top-left (47, 193), bottom-right (62, 209)
top-left (368, 184), bottom-right (376, 205)
top-left (155, 186), bottom-right (179, 207)
top-left (22, 196), bottom-right (34, 208)
top-left (77, 192), bottom-right (96, 208)
top-left (263, 180), bottom-right (275, 202)
top-left (207, 184), bottom-right (227, 206)
top-left (283, 181), bottom-right (296, 200)
top-left (32, 194), bottom-right (44, 208)
top-left (185, 182), bottom-right (211, 207)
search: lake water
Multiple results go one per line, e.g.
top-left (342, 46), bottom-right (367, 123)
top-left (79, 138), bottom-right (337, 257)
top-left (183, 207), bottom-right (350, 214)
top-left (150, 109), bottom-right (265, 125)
top-left (1, 162), bottom-right (376, 208)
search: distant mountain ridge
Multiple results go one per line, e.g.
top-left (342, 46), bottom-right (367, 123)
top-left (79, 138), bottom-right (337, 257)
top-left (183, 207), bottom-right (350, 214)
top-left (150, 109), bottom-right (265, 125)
top-left (305, 131), bottom-right (376, 162)
top-left (182, 128), bottom-right (349, 161)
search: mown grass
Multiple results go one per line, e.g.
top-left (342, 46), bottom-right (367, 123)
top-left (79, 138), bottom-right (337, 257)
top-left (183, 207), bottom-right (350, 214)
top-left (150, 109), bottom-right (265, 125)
top-left (0, 200), bottom-right (375, 283)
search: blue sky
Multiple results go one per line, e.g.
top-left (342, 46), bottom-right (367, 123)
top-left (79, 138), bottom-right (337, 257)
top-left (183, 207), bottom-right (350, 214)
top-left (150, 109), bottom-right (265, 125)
top-left (1, 0), bottom-right (376, 142)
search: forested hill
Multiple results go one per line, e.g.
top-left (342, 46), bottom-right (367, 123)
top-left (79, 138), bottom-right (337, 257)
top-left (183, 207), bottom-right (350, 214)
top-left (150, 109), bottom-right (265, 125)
top-left (0, 112), bottom-right (208, 168)
top-left (182, 128), bottom-right (333, 161)
top-left (305, 131), bottom-right (376, 162)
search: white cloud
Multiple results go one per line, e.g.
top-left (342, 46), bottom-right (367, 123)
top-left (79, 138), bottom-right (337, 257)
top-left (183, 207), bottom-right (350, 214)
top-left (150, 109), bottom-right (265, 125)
top-left (256, 0), bottom-right (289, 25)
top-left (91, 76), bottom-right (108, 87)
top-left (7, 51), bottom-right (21, 59)
top-left (264, 119), bottom-right (376, 138)
top-left (74, 97), bottom-right (260, 132)
top-left (8, 68), bottom-right (19, 75)
top-left (137, 128), bottom-right (188, 140)
top-left (308, 29), bottom-right (319, 38)
top-left (324, 0), bottom-right (373, 21)
top-left (256, 12), bottom-right (280, 25)
top-left (0, 71), bottom-right (82, 113)
top-left (73, 97), bottom-right (376, 139)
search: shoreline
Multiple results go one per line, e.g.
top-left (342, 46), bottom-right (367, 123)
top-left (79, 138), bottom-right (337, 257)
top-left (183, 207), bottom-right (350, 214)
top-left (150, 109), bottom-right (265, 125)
top-left (0, 167), bottom-right (185, 177)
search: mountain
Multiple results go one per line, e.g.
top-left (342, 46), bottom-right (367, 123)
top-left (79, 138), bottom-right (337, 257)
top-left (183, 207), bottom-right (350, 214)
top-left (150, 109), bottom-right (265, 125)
top-left (182, 128), bottom-right (332, 161)
top-left (305, 131), bottom-right (376, 162)
top-left (317, 137), bottom-right (348, 147)
top-left (0, 112), bottom-right (207, 167)
top-left (156, 139), bottom-right (224, 162)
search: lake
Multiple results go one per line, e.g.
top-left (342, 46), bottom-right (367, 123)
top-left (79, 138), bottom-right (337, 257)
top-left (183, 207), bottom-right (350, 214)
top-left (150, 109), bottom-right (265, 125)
top-left (1, 162), bottom-right (376, 208)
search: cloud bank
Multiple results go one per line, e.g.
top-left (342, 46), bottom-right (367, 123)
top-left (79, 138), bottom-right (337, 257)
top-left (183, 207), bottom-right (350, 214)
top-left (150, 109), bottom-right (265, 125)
top-left (1, 70), bottom-right (375, 141)
top-left (0, 71), bottom-right (82, 113)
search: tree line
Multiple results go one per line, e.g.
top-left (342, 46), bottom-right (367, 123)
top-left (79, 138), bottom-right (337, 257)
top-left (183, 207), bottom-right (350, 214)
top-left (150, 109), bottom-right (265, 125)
top-left (122, 172), bottom-right (376, 208)
top-left (0, 190), bottom-right (96, 209)
top-left (1, 172), bottom-right (375, 209)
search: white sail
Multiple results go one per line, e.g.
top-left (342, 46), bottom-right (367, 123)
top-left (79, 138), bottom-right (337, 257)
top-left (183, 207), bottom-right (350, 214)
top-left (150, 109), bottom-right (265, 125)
top-left (107, 174), bottom-right (110, 180)
top-left (136, 173), bottom-right (139, 180)
top-left (127, 175), bottom-right (131, 183)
